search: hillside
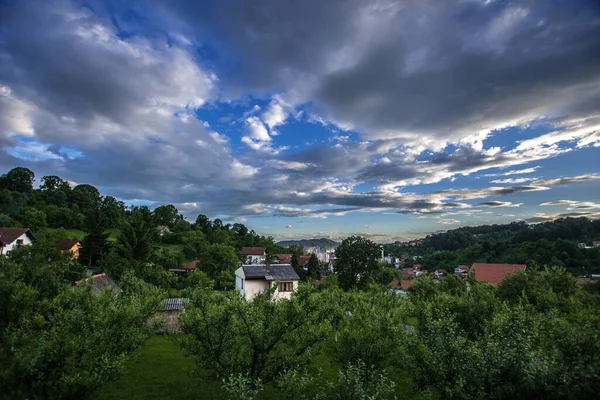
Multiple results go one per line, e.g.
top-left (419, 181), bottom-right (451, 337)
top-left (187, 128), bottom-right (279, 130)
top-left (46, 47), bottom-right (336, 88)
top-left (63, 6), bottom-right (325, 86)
top-left (277, 238), bottom-right (339, 248)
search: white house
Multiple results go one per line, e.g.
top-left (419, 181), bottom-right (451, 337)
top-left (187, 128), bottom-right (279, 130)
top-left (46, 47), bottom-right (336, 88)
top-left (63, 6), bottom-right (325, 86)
top-left (0, 227), bottom-right (34, 255)
top-left (241, 247), bottom-right (266, 264)
top-left (235, 264), bottom-right (300, 301)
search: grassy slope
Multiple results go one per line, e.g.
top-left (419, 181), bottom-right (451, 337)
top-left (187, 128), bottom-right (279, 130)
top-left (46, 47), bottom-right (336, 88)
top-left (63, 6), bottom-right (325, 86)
top-left (96, 336), bottom-right (423, 400)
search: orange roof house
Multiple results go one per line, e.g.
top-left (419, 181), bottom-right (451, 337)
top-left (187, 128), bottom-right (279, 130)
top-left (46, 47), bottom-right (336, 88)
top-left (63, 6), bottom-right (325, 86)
top-left (470, 263), bottom-right (527, 285)
top-left (58, 239), bottom-right (81, 260)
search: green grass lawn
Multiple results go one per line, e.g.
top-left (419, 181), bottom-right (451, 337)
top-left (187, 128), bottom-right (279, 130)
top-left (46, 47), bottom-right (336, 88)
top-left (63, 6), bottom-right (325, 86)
top-left (95, 336), bottom-right (424, 400)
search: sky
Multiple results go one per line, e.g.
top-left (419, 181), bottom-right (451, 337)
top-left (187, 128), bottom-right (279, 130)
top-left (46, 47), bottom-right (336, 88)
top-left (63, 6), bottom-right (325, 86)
top-left (0, 0), bottom-right (599, 242)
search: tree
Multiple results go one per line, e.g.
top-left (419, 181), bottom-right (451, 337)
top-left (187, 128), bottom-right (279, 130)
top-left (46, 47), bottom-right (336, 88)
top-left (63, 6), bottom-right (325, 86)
top-left (335, 236), bottom-right (382, 290)
top-left (80, 208), bottom-right (109, 267)
top-left (306, 253), bottom-right (321, 281)
top-left (0, 167), bottom-right (35, 193)
top-left (0, 243), bottom-right (161, 399)
top-left (117, 213), bottom-right (157, 263)
top-left (200, 243), bottom-right (240, 289)
top-left (19, 207), bottom-right (47, 232)
top-left (180, 287), bottom-right (329, 383)
top-left (152, 204), bottom-right (180, 228)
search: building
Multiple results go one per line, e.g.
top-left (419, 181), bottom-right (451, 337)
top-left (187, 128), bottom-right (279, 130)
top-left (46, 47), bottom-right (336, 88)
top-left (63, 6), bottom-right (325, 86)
top-left (74, 273), bottom-right (121, 295)
top-left (0, 227), bottom-right (34, 255)
top-left (272, 253), bottom-right (292, 264)
top-left (434, 269), bottom-right (446, 279)
top-left (593, 241), bottom-right (600, 247)
top-left (57, 239), bottom-right (81, 260)
top-left (470, 263), bottom-right (527, 285)
top-left (241, 247), bottom-right (266, 264)
top-left (234, 264), bottom-right (300, 301)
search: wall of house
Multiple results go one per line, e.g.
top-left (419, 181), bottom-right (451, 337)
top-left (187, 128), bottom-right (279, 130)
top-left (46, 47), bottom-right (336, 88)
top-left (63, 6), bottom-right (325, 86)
top-left (243, 279), bottom-right (269, 301)
top-left (270, 280), bottom-right (299, 300)
top-left (1, 233), bottom-right (33, 255)
top-left (245, 255), bottom-right (266, 264)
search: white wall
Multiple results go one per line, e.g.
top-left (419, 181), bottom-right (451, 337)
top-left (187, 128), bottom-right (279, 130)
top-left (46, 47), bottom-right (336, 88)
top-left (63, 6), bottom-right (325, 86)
top-left (243, 279), bottom-right (270, 301)
top-left (269, 280), bottom-right (299, 300)
top-left (1, 233), bottom-right (33, 255)
top-left (246, 255), bottom-right (265, 264)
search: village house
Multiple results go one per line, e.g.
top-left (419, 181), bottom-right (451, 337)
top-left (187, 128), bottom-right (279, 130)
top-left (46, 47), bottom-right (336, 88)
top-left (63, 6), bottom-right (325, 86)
top-left (593, 241), bottom-right (600, 247)
top-left (234, 264), bottom-right (300, 300)
top-left (74, 273), bottom-right (121, 295)
top-left (272, 253), bottom-right (292, 264)
top-left (58, 239), bottom-right (81, 260)
top-left (470, 263), bottom-right (527, 285)
top-left (241, 247), bottom-right (266, 264)
top-left (454, 265), bottom-right (469, 276)
top-left (0, 227), bottom-right (34, 255)
top-left (434, 269), bottom-right (446, 279)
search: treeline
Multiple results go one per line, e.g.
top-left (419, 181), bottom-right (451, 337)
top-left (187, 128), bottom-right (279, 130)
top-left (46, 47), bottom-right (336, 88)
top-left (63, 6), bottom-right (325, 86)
top-left (385, 217), bottom-right (600, 274)
top-left (0, 167), bottom-right (291, 290)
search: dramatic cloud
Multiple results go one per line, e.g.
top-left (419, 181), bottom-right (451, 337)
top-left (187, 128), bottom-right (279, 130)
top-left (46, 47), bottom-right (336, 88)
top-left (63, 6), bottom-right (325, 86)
top-left (1, 0), bottom-right (599, 240)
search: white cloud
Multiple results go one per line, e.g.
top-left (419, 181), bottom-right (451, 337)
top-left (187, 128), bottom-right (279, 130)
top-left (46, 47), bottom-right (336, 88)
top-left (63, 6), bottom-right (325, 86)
top-left (490, 177), bottom-right (531, 184)
top-left (437, 219), bottom-right (461, 225)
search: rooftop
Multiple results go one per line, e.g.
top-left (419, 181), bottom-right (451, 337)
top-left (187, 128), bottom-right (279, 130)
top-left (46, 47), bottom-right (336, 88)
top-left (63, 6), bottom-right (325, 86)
top-left (241, 264), bottom-right (299, 281)
top-left (471, 263), bottom-right (527, 285)
top-left (241, 247), bottom-right (266, 256)
top-left (0, 227), bottom-right (34, 246)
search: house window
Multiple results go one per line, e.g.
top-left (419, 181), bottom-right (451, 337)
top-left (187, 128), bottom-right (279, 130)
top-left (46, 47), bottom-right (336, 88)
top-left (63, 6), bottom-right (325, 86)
top-left (279, 281), bottom-right (293, 292)
top-left (16, 239), bottom-right (23, 245)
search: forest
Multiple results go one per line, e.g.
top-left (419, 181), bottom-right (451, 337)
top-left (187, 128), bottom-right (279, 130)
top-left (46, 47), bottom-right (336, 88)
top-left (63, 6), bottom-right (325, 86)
top-left (0, 166), bottom-right (300, 291)
top-left (384, 218), bottom-right (600, 275)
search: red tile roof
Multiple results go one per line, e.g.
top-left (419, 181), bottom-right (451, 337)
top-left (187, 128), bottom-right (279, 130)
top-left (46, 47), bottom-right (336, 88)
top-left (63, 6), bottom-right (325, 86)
top-left (298, 255), bottom-right (311, 266)
top-left (272, 253), bottom-right (292, 263)
top-left (471, 263), bottom-right (527, 285)
top-left (0, 227), bottom-right (33, 246)
top-left (401, 268), bottom-right (414, 278)
top-left (58, 239), bottom-right (80, 251)
top-left (241, 247), bottom-right (266, 256)
top-left (182, 260), bottom-right (199, 270)
top-left (390, 279), bottom-right (415, 290)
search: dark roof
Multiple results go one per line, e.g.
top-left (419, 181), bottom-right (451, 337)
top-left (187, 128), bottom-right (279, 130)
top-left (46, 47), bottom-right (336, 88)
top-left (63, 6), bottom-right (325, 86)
top-left (58, 239), bottom-right (80, 251)
top-left (241, 247), bottom-right (266, 256)
top-left (182, 260), bottom-right (199, 270)
top-left (471, 263), bottom-right (527, 285)
top-left (241, 264), bottom-right (299, 281)
top-left (161, 298), bottom-right (189, 311)
top-left (0, 227), bottom-right (34, 246)
top-left (74, 273), bottom-right (121, 295)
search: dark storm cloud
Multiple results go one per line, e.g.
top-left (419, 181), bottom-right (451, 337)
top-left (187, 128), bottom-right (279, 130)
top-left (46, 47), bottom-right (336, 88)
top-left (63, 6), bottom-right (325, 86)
top-left (160, 0), bottom-right (600, 145)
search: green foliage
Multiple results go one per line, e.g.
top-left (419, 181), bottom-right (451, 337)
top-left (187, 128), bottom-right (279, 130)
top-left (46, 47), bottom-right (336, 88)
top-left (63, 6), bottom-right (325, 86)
top-left (180, 288), bottom-right (330, 382)
top-left (335, 236), bottom-right (382, 290)
top-left (222, 374), bottom-right (263, 400)
top-left (117, 212), bottom-right (157, 262)
top-left (1, 166), bottom-right (35, 192)
top-left (330, 290), bottom-right (408, 372)
top-left (277, 361), bottom-right (397, 400)
top-left (0, 243), bottom-right (161, 400)
top-left (200, 243), bottom-right (240, 289)
top-left (306, 253), bottom-right (321, 280)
